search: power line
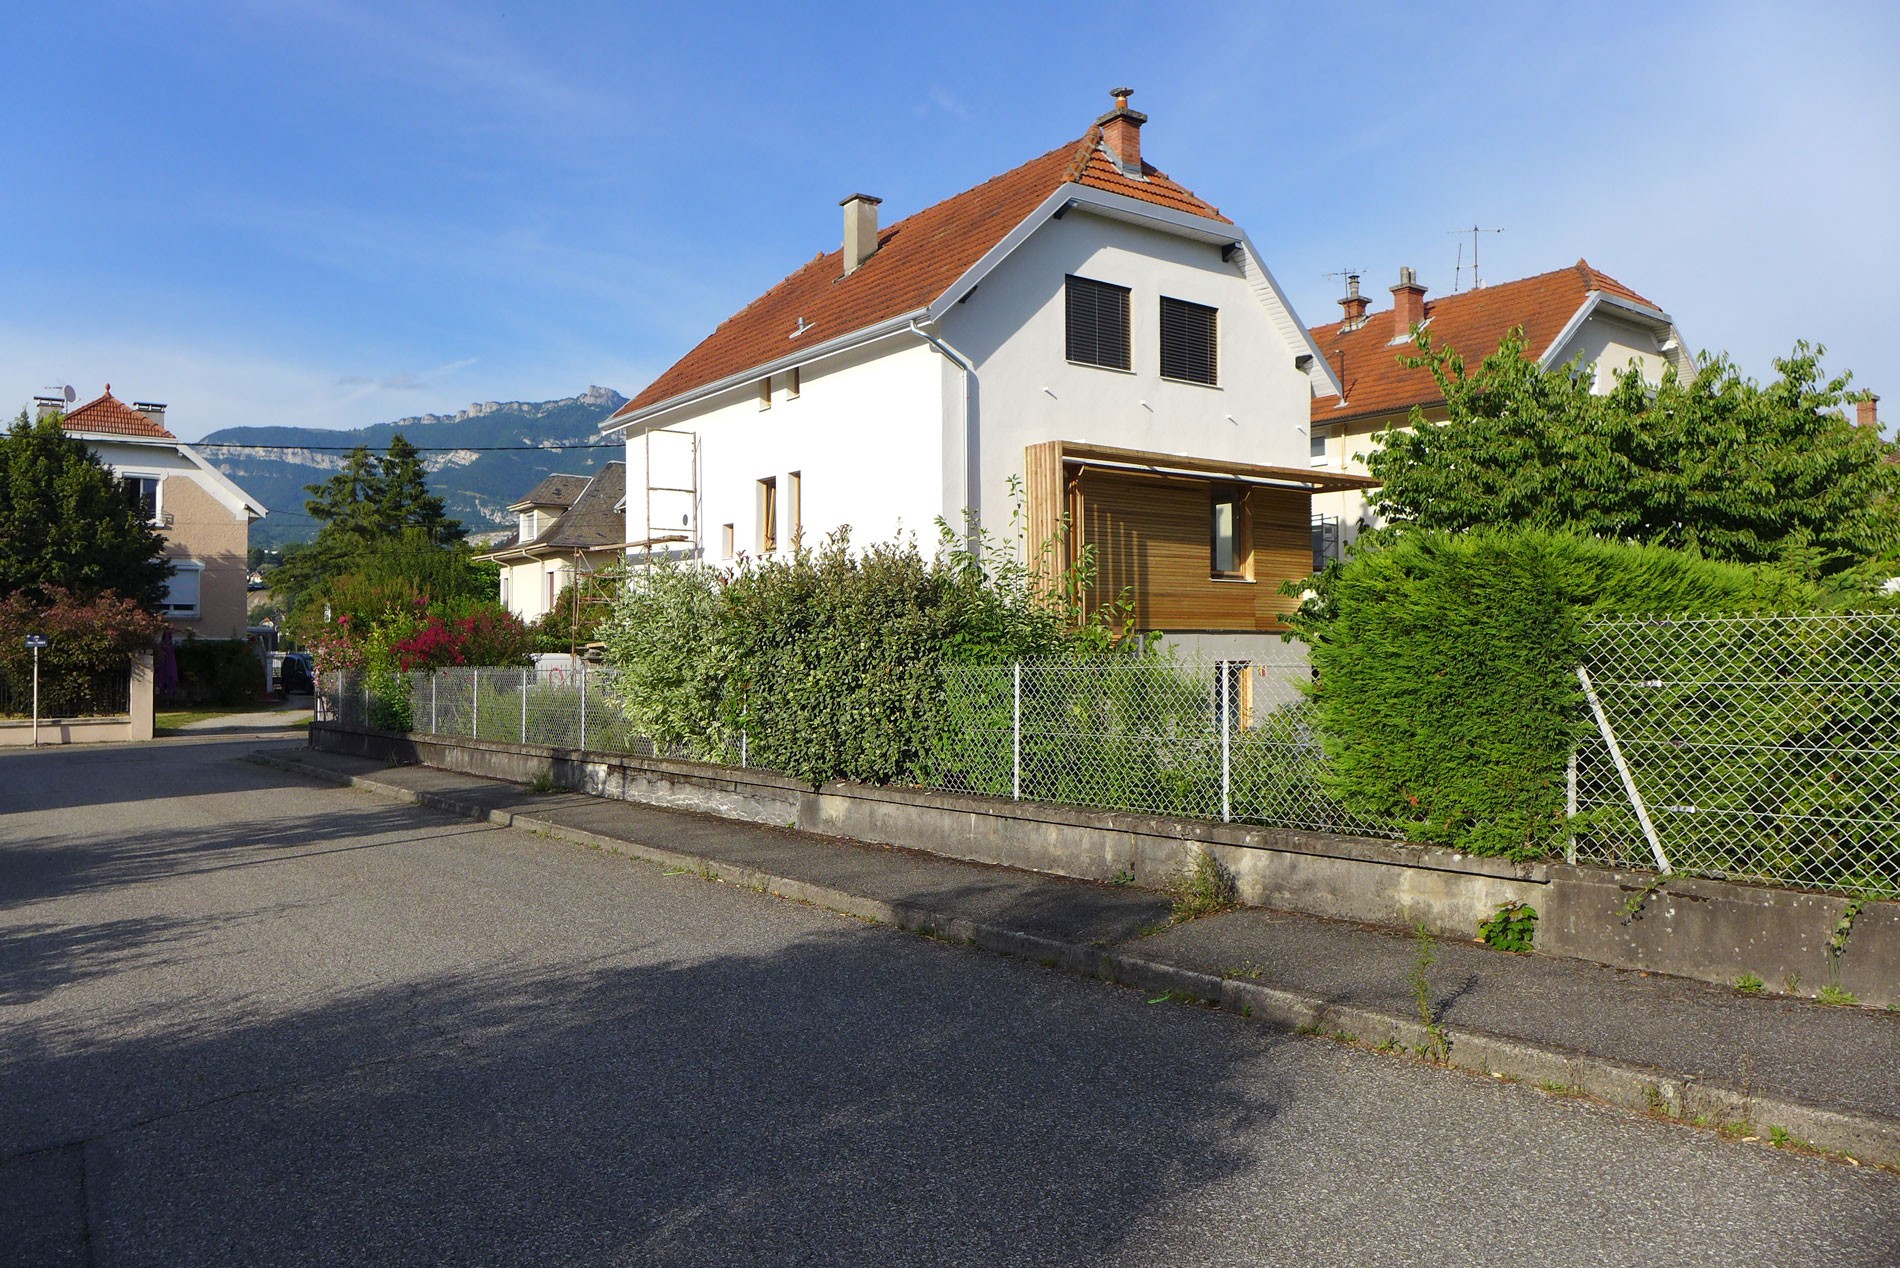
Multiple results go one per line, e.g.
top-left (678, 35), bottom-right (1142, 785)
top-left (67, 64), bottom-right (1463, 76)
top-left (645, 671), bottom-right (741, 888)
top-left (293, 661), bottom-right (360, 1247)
top-left (195, 441), bottom-right (623, 453)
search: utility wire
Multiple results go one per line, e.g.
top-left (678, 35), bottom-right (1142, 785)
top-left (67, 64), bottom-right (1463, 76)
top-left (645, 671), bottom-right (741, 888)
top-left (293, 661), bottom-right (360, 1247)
top-left (194, 441), bottom-right (622, 452)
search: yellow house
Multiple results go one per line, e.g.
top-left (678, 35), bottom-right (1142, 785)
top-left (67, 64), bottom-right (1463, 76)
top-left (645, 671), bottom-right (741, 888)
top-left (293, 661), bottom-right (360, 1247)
top-left (479, 463), bottom-right (626, 623)
top-left (44, 388), bottom-right (266, 639)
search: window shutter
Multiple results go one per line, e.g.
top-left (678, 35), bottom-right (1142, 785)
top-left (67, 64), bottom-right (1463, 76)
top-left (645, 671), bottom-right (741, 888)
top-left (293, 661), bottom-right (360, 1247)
top-left (1160, 296), bottom-right (1218, 385)
top-left (1065, 276), bottom-right (1131, 371)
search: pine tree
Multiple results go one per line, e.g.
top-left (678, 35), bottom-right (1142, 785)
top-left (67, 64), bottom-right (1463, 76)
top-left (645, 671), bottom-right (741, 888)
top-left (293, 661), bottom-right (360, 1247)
top-left (376, 434), bottom-right (463, 543)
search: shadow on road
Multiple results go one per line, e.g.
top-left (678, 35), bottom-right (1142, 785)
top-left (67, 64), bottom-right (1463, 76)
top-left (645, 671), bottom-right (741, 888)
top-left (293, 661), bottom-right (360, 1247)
top-left (6, 918), bottom-right (1288, 1265)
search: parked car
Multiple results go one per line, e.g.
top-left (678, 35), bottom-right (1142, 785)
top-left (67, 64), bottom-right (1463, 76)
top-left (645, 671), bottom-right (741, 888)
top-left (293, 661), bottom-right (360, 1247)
top-left (276, 651), bottom-right (314, 697)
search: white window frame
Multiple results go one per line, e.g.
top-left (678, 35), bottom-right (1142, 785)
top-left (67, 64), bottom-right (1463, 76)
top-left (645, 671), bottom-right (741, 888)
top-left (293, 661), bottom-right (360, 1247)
top-left (162, 559), bottom-right (204, 620)
top-left (122, 471), bottom-right (164, 526)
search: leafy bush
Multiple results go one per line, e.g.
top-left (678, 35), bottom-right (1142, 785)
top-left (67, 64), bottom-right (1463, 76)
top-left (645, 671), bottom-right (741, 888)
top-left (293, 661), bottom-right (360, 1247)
top-left (1477, 901), bottom-right (1539, 952)
top-left (1289, 527), bottom-right (1813, 859)
top-left (599, 521), bottom-right (1114, 789)
top-left (0, 587), bottom-right (163, 714)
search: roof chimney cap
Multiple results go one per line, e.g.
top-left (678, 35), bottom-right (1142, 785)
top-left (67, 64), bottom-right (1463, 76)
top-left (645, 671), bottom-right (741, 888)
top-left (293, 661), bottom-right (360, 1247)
top-left (1095, 86), bottom-right (1149, 177)
top-left (838, 192), bottom-right (882, 207)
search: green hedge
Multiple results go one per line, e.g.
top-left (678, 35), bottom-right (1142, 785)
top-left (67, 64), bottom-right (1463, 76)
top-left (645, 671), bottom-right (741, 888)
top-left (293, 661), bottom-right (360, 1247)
top-left (171, 637), bottom-right (265, 706)
top-left (1295, 528), bottom-right (1813, 859)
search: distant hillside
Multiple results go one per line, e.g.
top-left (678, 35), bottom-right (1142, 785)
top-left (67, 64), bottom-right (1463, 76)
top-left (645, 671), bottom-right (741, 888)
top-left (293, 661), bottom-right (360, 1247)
top-left (199, 386), bottom-right (627, 549)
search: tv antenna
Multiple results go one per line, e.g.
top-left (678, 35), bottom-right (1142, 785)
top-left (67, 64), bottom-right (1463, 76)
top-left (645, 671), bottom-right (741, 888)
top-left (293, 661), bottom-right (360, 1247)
top-left (1321, 267), bottom-right (1368, 287)
top-left (1448, 225), bottom-right (1503, 291)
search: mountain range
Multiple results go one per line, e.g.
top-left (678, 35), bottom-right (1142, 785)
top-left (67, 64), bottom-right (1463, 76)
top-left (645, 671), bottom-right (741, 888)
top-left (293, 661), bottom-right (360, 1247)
top-left (198, 386), bottom-right (627, 549)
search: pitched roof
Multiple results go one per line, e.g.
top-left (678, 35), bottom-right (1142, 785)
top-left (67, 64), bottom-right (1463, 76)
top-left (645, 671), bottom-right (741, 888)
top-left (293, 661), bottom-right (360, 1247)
top-left (1310, 261), bottom-right (1664, 427)
top-left (484, 464), bottom-right (627, 558)
top-left (61, 389), bottom-right (175, 439)
top-left (612, 128), bottom-right (1229, 421)
top-left (510, 473), bottom-right (593, 510)
top-left (539, 462), bottom-right (626, 550)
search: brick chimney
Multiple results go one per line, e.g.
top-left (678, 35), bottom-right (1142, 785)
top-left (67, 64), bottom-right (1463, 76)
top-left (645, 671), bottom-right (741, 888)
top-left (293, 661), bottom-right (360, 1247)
top-left (1096, 87), bottom-right (1147, 177)
top-left (1857, 393), bottom-right (1880, 431)
top-left (1338, 274), bottom-right (1368, 330)
top-left (841, 193), bottom-right (882, 276)
top-left (1390, 266), bottom-right (1428, 340)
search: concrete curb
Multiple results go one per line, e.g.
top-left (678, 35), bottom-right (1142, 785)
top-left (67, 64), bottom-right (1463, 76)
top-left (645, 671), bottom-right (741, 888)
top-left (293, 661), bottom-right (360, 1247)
top-left (251, 749), bottom-right (1900, 1170)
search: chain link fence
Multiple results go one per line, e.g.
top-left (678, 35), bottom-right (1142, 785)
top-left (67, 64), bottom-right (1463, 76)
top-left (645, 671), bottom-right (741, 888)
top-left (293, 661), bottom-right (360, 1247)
top-left (1574, 614), bottom-right (1900, 899)
top-left (919, 654), bottom-right (1395, 836)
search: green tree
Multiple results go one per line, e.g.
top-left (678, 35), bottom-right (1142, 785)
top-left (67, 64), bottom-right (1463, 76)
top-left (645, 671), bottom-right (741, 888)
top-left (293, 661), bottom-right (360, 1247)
top-left (271, 433), bottom-right (465, 605)
top-left (0, 411), bottom-right (171, 609)
top-left (1367, 333), bottom-right (1900, 581)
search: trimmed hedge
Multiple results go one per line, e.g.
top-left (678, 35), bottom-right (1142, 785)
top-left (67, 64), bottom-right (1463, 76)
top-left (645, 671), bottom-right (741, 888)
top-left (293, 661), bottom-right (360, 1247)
top-left (1294, 528), bottom-right (1813, 859)
top-left (171, 637), bottom-right (265, 706)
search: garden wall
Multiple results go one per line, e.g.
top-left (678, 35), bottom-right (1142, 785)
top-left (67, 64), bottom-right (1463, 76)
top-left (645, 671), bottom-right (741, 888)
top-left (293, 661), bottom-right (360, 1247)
top-left (310, 721), bottom-right (1900, 1007)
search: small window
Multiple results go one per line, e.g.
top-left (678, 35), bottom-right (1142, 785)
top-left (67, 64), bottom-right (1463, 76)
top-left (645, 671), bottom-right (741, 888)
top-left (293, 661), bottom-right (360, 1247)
top-left (758, 379), bottom-right (773, 410)
top-left (788, 471), bottom-right (802, 547)
top-left (1065, 275), bottom-right (1131, 371)
top-left (546, 569), bottom-right (559, 610)
top-left (1211, 486), bottom-right (1247, 579)
top-left (721, 524), bottom-right (735, 560)
top-left (500, 571), bottom-right (511, 607)
top-left (162, 560), bottom-right (202, 618)
top-left (787, 367), bottom-right (801, 399)
top-left (123, 475), bottom-right (160, 523)
top-left (1309, 430), bottom-right (1327, 462)
top-left (758, 477), bottom-right (778, 553)
top-left (1160, 296), bottom-right (1218, 385)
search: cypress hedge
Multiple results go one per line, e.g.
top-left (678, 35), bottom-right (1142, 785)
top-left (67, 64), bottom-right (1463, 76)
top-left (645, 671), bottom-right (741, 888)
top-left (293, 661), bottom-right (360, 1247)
top-left (1293, 528), bottom-right (1812, 859)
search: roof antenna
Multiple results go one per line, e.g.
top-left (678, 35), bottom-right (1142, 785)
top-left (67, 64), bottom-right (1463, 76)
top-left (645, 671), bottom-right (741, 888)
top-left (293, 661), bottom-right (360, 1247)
top-left (1447, 225), bottom-right (1503, 290)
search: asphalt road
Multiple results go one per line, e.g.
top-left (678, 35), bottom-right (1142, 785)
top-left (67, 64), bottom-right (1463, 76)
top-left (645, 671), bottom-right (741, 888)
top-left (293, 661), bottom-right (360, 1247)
top-left (4, 737), bottom-right (1897, 1267)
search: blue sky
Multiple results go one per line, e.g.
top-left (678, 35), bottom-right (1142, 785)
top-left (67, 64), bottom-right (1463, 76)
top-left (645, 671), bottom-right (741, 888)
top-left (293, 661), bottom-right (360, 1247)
top-left (5, 1), bottom-right (1896, 440)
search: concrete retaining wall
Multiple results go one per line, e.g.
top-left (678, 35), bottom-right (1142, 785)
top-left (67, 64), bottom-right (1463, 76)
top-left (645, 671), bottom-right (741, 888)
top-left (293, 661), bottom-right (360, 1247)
top-left (311, 722), bottom-right (1899, 1007)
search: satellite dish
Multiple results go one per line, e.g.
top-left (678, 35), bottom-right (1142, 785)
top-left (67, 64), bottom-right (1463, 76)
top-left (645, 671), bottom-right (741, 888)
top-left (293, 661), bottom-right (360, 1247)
top-left (62, 385), bottom-right (75, 404)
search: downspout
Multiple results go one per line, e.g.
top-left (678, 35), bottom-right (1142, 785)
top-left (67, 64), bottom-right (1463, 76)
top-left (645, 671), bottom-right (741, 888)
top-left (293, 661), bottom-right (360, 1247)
top-left (906, 319), bottom-right (977, 550)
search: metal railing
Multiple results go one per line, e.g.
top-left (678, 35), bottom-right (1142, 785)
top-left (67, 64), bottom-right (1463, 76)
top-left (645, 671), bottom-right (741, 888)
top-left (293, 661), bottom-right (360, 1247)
top-left (1573, 614), bottom-right (1900, 898)
top-left (0, 663), bottom-right (132, 718)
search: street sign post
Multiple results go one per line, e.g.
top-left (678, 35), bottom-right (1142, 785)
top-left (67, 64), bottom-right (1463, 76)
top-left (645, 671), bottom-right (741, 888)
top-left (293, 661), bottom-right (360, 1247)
top-left (25, 634), bottom-right (47, 747)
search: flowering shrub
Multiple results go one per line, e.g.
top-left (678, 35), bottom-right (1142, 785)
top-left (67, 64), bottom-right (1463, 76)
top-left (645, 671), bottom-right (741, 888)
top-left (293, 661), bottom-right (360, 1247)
top-left (0, 587), bottom-right (165, 716)
top-left (389, 603), bottom-right (534, 671)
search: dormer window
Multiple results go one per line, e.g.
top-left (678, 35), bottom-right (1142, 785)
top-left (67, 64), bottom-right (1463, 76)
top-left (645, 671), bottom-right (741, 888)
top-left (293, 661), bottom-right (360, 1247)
top-left (520, 510), bottom-right (540, 541)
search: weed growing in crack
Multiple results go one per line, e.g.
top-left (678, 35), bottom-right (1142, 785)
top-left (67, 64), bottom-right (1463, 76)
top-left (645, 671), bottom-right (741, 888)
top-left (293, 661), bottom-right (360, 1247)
top-left (1409, 923), bottom-right (1450, 1063)
top-left (526, 769), bottom-right (561, 794)
top-left (1476, 901), bottom-right (1538, 952)
top-left (1734, 973), bottom-right (1765, 995)
top-left (1167, 846), bottom-right (1238, 924)
top-left (1817, 985), bottom-right (1859, 1007)
top-left (1108, 867), bottom-right (1136, 887)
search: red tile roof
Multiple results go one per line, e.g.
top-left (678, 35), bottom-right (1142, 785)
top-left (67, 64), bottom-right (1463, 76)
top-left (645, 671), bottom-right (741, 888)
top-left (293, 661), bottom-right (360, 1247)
top-left (60, 389), bottom-right (176, 439)
top-left (614, 128), bottom-right (1229, 420)
top-left (1309, 261), bottom-right (1662, 427)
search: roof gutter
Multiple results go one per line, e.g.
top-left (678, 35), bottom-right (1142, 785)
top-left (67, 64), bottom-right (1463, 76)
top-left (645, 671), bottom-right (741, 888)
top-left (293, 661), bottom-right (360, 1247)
top-left (907, 320), bottom-right (978, 544)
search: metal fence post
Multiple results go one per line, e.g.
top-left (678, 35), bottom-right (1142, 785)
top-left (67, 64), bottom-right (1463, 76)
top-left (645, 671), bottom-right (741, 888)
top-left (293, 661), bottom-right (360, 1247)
top-left (1012, 662), bottom-right (1022, 801)
top-left (520, 667), bottom-right (529, 744)
top-left (579, 663), bottom-right (587, 750)
top-left (1220, 661), bottom-right (1231, 823)
top-left (739, 730), bottom-right (748, 768)
top-left (431, 672), bottom-right (438, 734)
top-left (1564, 747), bottom-right (1579, 864)
top-left (472, 667), bottom-right (479, 738)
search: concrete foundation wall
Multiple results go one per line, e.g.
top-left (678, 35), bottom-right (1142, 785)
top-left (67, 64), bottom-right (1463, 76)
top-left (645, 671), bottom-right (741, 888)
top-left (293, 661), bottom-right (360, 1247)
top-left (310, 722), bottom-right (1899, 1007)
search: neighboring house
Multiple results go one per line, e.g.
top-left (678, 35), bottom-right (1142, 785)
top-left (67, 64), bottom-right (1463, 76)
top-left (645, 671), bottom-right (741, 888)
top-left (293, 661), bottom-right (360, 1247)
top-left (478, 463), bottom-right (627, 623)
top-left (36, 388), bottom-right (266, 639)
top-left (603, 90), bottom-right (1371, 659)
top-left (1306, 261), bottom-right (1693, 551)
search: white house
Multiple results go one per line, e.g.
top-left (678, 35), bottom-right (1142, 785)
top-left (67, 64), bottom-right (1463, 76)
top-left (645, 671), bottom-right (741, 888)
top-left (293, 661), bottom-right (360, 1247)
top-left (1305, 261), bottom-right (1695, 554)
top-left (603, 90), bottom-right (1374, 659)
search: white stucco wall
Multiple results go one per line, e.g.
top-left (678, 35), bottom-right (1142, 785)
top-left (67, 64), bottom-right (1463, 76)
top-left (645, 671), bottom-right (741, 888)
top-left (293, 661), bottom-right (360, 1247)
top-left (1550, 311), bottom-right (1676, 393)
top-left (626, 339), bottom-right (946, 562)
top-left (937, 208), bottom-right (1314, 532)
top-left (497, 557), bottom-right (572, 624)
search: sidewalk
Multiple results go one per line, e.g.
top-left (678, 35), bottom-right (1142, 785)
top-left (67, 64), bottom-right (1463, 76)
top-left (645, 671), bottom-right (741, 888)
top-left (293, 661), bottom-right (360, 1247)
top-left (253, 745), bottom-right (1900, 1168)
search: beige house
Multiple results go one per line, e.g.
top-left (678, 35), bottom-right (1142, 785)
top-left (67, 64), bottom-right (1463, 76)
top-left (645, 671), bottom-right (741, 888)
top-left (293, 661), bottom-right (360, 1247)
top-left (40, 389), bottom-right (265, 639)
top-left (1306, 261), bottom-right (1693, 555)
top-left (479, 463), bottom-right (626, 624)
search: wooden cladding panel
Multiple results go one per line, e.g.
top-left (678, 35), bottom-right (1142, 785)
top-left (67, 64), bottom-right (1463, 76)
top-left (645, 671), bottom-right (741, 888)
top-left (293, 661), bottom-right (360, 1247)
top-left (1023, 441), bottom-right (1066, 593)
top-left (1075, 468), bottom-right (1310, 632)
